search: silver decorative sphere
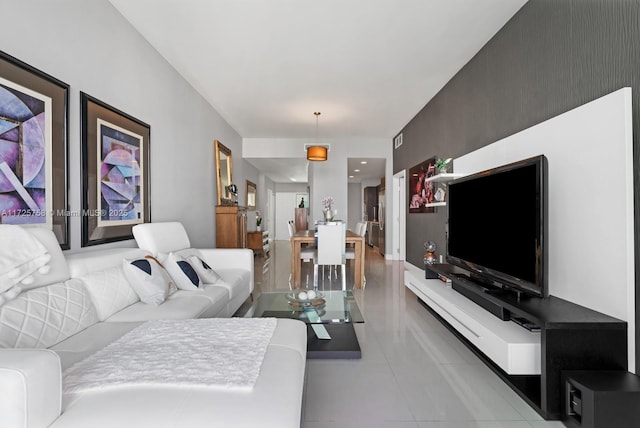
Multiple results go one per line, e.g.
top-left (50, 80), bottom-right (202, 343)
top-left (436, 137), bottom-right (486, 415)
top-left (424, 241), bottom-right (437, 252)
top-left (423, 241), bottom-right (437, 264)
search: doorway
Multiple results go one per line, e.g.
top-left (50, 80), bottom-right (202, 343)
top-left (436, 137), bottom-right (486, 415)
top-left (392, 170), bottom-right (406, 261)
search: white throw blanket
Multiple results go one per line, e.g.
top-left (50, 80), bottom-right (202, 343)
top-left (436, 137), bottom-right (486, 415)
top-left (63, 318), bottom-right (277, 393)
top-left (0, 225), bottom-right (51, 304)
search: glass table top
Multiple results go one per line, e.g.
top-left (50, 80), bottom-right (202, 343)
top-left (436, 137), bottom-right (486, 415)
top-left (244, 290), bottom-right (364, 324)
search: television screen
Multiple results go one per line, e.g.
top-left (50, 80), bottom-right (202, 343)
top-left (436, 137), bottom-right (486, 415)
top-left (446, 155), bottom-right (547, 297)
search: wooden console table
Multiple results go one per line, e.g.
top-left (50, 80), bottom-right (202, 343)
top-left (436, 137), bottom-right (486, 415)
top-left (294, 207), bottom-right (307, 231)
top-left (215, 205), bottom-right (247, 248)
top-left (290, 230), bottom-right (365, 289)
top-left (247, 230), bottom-right (269, 256)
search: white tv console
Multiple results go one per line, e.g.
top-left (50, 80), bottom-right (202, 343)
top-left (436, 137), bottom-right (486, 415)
top-left (404, 263), bottom-right (627, 420)
top-left (405, 264), bottom-right (541, 375)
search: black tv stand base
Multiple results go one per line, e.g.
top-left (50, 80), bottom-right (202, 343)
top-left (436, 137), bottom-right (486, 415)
top-left (451, 277), bottom-right (511, 320)
top-left (450, 272), bottom-right (536, 320)
top-left (407, 263), bottom-right (628, 420)
top-left (464, 272), bottom-right (529, 300)
top-left (480, 287), bottom-right (507, 295)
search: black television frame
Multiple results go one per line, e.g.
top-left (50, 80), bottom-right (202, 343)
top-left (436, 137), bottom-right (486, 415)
top-left (446, 155), bottom-right (548, 298)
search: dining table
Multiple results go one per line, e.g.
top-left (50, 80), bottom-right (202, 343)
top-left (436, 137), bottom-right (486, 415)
top-left (290, 229), bottom-right (366, 289)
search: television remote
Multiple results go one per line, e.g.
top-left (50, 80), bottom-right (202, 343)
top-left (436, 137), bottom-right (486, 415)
top-left (521, 322), bottom-right (540, 332)
top-left (511, 316), bottom-right (540, 331)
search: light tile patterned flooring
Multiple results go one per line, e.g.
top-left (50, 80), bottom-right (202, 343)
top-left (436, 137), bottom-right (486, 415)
top-left (241, 240), bottom-right (565, 428)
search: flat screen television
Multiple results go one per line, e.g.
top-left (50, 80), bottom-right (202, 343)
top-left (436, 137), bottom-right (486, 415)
top-left (446, 155), bottom-right (548, 298)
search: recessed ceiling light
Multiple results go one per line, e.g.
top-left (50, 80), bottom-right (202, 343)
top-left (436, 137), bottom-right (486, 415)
top-left (360, 161), bottom-right (367, 164)
top-left (354, 169), bottom-right (360, 172)
top-left (349, 175), bottom-right (354, 178)
top-left (290, 178), bottom-right (297, 181)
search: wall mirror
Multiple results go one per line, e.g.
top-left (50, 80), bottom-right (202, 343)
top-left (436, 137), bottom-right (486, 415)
top-left (214, 140), bottom-right (233, 205)
top-left (246, 180), bottom-right (257, 209)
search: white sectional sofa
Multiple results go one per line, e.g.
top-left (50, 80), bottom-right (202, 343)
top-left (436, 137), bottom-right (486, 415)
top-left (0, 224), bottom-right (306, 428)
top-left (132, 221), bottom-right (254, 318)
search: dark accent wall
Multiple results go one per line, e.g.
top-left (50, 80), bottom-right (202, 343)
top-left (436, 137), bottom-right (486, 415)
top-left (394, 0), bottom-right (640, 370)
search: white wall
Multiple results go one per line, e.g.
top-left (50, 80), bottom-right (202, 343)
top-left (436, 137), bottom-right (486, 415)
top-left (256, 174), bottom-right (274, 234)
top-left (455, 88), bottom-right (635, 372)
top-left (309, 157), bottom-right (345, 221)
top-left (275, 183), bottom-right (308, 192)
top-left (1, 0), bottom-right (243, 251)
top-left (274, 192), bottom-right (298, 240)
top-left (347, 183), bottom-right (361, 231)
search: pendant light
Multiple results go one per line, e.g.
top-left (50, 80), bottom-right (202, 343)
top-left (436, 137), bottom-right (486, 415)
top-left (307, 112), bottom-right (328, 161)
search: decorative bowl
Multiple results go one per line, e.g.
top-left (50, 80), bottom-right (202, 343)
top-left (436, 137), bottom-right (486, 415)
top-left (286, 291), bottom-right (325, 308)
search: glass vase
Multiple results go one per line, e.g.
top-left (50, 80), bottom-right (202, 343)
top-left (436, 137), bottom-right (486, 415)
top-left (323, 209), bottom-right (335, 221)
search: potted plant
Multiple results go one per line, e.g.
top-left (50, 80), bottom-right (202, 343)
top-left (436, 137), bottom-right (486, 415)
top-left (256, 211), bottom-right (262, 231)
top-left (435, 158), bottom-right (452, 174)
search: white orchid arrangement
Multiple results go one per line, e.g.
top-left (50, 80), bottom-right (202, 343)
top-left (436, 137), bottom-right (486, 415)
top-left (320, 196), bottom-right (334, 211)
top-left (256, 211), bottom-right (262, 226)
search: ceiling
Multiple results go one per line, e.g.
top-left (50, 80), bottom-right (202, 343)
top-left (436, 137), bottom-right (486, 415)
top-left (108, 0), bottom-right (527, 181)
top-left (347, 158), bottom-right (386, 184)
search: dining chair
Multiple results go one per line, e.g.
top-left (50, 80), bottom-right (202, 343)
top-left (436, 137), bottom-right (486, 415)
top-left (359, 221), bottom-right (368, 237)
top-left (346, 222), bottom-right (366, 257)
top-left (347, 222), bottom-right (362, 246)
top-left (288, 221), bottom-right (314, 288)
top-left (356, 222), bottom-right (366, 238)
top-left (346, 221), bottom-right (367, 286)
top-left (313, 222), bottom-right (346, 291)
top-left (289, 222), bottom-right (313, 262)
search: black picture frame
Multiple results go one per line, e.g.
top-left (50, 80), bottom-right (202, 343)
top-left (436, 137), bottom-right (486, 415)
top-left (0, 50), bottom-right (70, 249)
top-left (80, 92), bottom-right (150, 247)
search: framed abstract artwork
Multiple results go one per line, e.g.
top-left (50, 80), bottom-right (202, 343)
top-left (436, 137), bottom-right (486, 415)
top-left (409, 156), bottom-right (436, 213)
top-left (80, 92), bottom-right (150, 246)
top-left (0, 50), bottom-right (70, 248)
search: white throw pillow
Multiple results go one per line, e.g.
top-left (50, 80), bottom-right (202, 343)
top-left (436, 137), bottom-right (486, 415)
top-left (122, 256), bottom-right (175, 305)
top-left (186, 255), bottom-right (221, 284)
top-left (164, 252), bottom-right (202, 290)
top-left (77, 265), bottom-right (139, 321)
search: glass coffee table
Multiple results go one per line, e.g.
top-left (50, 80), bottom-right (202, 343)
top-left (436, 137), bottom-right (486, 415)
top-left (244, 290), bottom-right (364, 359)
